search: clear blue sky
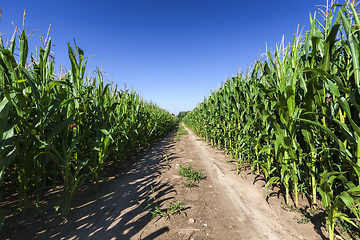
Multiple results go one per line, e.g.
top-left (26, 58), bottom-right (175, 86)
top-left (1, 0), bottom-right (324, 115)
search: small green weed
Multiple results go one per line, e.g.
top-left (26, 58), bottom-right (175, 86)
top-left (172, 125), bottom-right (188, 141)
top-left (144, 186), bottom-right (185, 221)
top-left (148, 201), bottom-right (185, 220)
top-left (167, 201), bottom-right (185, 217)
top-left (281, 201), bottom-right (322, 225)
top-left (178, 125), bottom-right (185, 131)
top-left (281, 201), bottom-right (298, 213)
top-left (175, 125), bottom-right (188, 136)
top-left (183, 180), bottom-right (194, 189)
top-left (150, 204), bottom-right (167, 219)
top-left (178, 163), bottom-right (205, 190)
top-left (336, 219), bottom-right (360, 239)
top-left (177, 129), bottom-right (188, 135)
top-left (293, 215), bottom-right (311, 224)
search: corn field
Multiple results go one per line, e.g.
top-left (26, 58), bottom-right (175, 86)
top-left (0, 18), bottom-right (178, 230)
top-left (183, 2), bottom-right (360, 239)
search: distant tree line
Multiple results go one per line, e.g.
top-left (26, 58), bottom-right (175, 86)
top-left (177, 111), bottom-right (190, 122)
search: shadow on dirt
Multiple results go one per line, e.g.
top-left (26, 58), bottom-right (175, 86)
top-left (2, 132), bottom-right (177, 240)
top-left (253, 174), bottom-right (328, 240)
top-left (141, 227), bottom-right (169, 240)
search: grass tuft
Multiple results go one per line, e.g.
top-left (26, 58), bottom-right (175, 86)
top-left (178, 163), bottom-right (205, 190)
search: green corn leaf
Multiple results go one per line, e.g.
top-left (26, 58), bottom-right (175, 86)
top-left (285, 86), bottom-right (295, 113)
top-left (43, 37), bottom-right (52, 63)
top-left (340, 7), bottom-right (360, 88)
top-left (100, 129), bottom-right (114, 143)
top-left (19, 30), bottom-right (28, 68)
top-left (0, 97), bottom-right (9, 138)
top-left (59, 97), bottom-right (81, 108)
top-left (0, 127), bottom-right (17, 182)
top-left (9, 30), bottom-right (16, 54)
top-left (48, 116), bottom-right (75, 142)
top-left (347, 185), bottom-right (360, 196)
top-left (331, 118), bottom-right (355, 143)
top-left (326, 79), bottom-right (340, 97)
top-left (319, 181), bottom-right (332, 208)
top-left (70, 135), bottom-right (82, 150)
top-left (339, 191), bottom-right (354, 211)
top-left (14, 79), bottom-right (27, 83)
top-left (0, 35), bottom-right (4, 50)
top-left (296, 117), bottom-right (345, 152)
top-left (19, 66), bottom-right (40, 102)
top-left (108, 102), bottom-right (119, 112)
top-left (348, 92), bottom-right (360, 113)
top-left (334, 211), bottom-right (359, 228)
top-left (259, 145), bottom-right (272, 155)
top-left (265, 176), bottom-right (280, 196)
top-left (347, 160), bottom-right (360, 182)
top-left (0, 49), bottom-right (19, 81)
top-left (337, 97), bottom-right (360, 137)
top-left (47, 80), bottom-right (72, 91)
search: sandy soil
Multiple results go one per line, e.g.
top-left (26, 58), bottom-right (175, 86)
top-left (1, 124), bottom-right (327, 240)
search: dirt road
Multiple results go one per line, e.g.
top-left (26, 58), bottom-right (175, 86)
top-left (2, 124), bottom-right (326, 240)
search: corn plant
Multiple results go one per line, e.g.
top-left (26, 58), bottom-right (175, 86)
top-left (0, 14), bottom-right (178, 231)
top-left (183, 1), bottom-right (360, 238)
